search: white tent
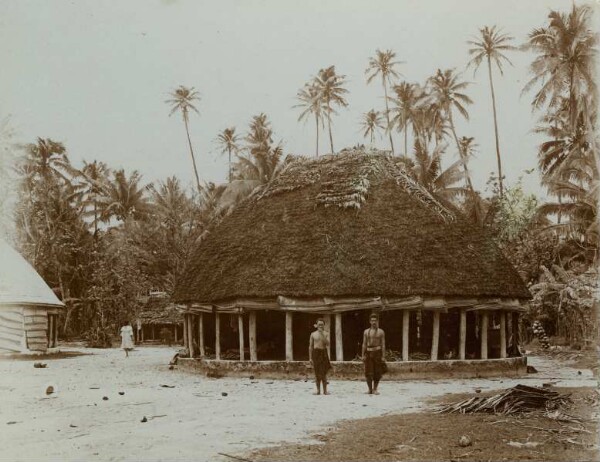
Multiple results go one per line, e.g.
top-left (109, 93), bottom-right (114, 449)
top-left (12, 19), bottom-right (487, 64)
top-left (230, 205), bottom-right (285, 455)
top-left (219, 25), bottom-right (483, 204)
top-left (0, 239), bottom-right (64, 353)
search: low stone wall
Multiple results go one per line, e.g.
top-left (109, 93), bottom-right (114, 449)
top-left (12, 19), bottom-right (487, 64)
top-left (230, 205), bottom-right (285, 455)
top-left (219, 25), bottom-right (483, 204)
top-left (178, 356), bottom-right (527, 380)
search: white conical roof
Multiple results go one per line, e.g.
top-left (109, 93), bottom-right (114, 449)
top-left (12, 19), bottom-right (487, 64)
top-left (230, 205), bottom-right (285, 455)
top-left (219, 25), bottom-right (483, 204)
top-left (0, 239), bottom-right (64, 307)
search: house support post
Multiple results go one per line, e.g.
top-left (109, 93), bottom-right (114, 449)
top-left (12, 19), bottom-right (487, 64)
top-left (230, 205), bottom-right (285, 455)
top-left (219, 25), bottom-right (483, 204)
top-left (431, 311), bottom-right (440, 360)
top-left (335, 313), bottom-right (343, 361)
top-left (198, 313), bottom-right (205, 357)
top-left (48, 315), bottom-right (54, 348)
top-left (238, 313), bottom-right (245, 361)
top-left (500, 311), bottom-right (507, 359)
top-left (54, 315), bottom-right (59, 347)
top-left (285, 312), bottom-right (293, 361)
top-left (249, 311), bottom-right (257, 361)
top-left (323, 315), bottom-right (331, 358)
top-left (187, 314), bottom-right (195, 358)
top-left (512, 312), bottom-right (520, 349)
top-left (215, 313), bottom-right (221, 360)
top-left (459, 308), bottom-right (466, 360)
top-left (402, 310), bottom-right (410, 361)
top-left (481, 312), bottom-right (489, 359)
top-left (174, 325), bottom-right (178, 343)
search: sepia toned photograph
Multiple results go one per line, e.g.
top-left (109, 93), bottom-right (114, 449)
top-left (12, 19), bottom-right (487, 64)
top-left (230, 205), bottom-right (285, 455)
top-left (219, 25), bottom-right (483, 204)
top-left (0, 1), bottom-right (598, 461)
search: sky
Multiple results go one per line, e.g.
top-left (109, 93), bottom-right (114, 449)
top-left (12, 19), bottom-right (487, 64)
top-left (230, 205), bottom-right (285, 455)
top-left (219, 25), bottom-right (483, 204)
top-left (0, 0), bottom-right (593, 199)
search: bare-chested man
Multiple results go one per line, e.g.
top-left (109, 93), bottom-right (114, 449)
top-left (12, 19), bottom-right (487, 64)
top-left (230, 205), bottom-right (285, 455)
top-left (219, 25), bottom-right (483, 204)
top-left (309, 318), bottom-right (331, 395)
top-left (362, 313), bottom-right (386, 394)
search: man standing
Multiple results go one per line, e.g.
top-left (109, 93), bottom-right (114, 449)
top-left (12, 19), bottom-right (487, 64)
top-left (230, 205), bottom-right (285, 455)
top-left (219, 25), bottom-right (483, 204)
top-left (362, 313), bottom-right (386, 394)
top-left (309, 318), bottom-right (331, 395)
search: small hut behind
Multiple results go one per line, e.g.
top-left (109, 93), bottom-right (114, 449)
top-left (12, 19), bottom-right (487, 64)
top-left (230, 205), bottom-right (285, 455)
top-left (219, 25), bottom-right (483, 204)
top-left (137, 296), bottom-right (183, 344)
top-left (174, 149), bottom-right (530, 365)
top-left (0, 239), bottom-right (64, 353)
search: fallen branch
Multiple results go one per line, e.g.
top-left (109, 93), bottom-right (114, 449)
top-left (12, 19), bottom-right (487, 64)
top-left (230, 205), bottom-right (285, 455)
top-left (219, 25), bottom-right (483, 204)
top-left (217, 452), bottom-right (254, 462)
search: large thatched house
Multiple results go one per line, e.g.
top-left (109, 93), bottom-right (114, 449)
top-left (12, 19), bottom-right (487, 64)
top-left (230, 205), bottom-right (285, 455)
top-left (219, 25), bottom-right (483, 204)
top-left (0, 239), bottom-right (64, 353)
top-left (174, 149), bottom-right (530, 365)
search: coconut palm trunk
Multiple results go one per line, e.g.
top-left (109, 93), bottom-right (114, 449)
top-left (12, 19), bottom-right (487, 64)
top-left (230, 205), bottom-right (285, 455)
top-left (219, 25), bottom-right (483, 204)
top-left (447, 111), bottom-right (476, 196)
top-left (315, 113), bottom-right (320, 157)
top-left (404, 119), bottom-right (408, 155)
top-left (383, 80), bottom-right (395, 155)
top-left (183, 114), bottom-right (201, 193)
top-left (327, 102), bottom-right (334, 154)
top-left (487, 56), bottom-right (504, 198)
top-left (227, 146), bottom-right (232, 183)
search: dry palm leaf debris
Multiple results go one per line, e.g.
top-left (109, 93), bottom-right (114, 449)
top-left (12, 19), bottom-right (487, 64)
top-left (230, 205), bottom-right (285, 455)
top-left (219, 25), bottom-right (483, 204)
top-left (438, 385), bottom-right (572, 415)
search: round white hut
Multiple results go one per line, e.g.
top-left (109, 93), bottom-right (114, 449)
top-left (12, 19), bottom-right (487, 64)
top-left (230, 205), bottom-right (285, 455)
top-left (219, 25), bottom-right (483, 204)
top-left (0, 239), bottom-right (64, 353)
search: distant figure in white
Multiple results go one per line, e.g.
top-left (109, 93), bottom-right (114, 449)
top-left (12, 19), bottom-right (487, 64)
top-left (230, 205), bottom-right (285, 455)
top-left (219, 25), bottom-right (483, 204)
top-left (120, 321), bottom-right (134, 357)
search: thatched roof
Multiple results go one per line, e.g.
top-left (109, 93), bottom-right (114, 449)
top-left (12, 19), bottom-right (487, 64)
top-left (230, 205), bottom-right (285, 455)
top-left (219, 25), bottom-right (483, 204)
top-left (138, 298), bottom-right (183, 325)
top-left (174, 149), bottom-right (530, 306)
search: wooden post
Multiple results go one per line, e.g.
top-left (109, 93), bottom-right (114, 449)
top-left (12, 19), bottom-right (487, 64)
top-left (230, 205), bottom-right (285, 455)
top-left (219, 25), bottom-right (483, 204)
top-left (183, 315), bottom-right (187, 349)
top-left (141, 325), bottom-right (144, 343)
top-left (500, 311), bottom-right (507, 358)
top-left (238, 313), bottom-right (245, 361)
top-left (249, 311), bottom-right (257, 361)
top-left (459, 308), bottom-right (466, 360)
top-left (335, 313), bottom-right (343, 361)
top-left (431, 311), bottom-right (440, 360)
top-left (214, 313), bottom-right (221, 360)
top-left (48, 314), bottom-right (53, 348)
top-left (174, 325), bottom-right (178, 343)
top-left (512, 312), bottom-right (520, 349)
top-left (481, 312), bottom-right (489, 359)
top-left (323, 315), bottom-right (331, 358)
top-left (187, 315), bottom-right (195, 358)
top-left (54, 315), bottom-right (58, 347)
top-left (151, 324), bottom-right (155, 340)
top-left (198, 313), bottom-right (205, 357)
top-left (285, 312), bottom-right (293, 361)
top-left (402, 310), bottom-right (410, 361)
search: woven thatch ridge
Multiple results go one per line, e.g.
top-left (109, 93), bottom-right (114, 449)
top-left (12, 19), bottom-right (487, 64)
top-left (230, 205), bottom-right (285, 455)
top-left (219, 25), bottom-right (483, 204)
top-left (138, 299), bottom-right (183, 325)
top-left (258, 148), bottom-right (454, 222)
top-left (174, 149), bottom-right (530, 304)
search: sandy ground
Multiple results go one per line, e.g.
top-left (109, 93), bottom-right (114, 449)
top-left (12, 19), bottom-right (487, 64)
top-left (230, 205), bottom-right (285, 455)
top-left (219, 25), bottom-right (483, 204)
top-left (0, 346), bottom-right (596, 462)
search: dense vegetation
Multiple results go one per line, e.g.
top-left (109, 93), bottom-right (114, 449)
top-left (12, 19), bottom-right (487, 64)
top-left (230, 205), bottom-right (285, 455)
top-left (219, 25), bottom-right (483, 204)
top-left (1, 4), bottom-right (597, 345)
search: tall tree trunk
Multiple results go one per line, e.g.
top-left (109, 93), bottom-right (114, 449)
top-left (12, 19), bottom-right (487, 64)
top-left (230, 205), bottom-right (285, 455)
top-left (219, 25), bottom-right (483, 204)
top-left (447, 110), bottom-right (480, 222)
top-left (183, 115), bottom-right (202, 194)
top-left (448, 110), bottom-right (475, 195)
top-left (327, 103), bottom-right (334, 154)
top-left (383, 79), bottom-right (395, 155)
top-left (315, 113), bottom-right (319, 157)
top-left (404, 119), bottom-right (408, 155)
top-left (487, 57), bottom-right (504, 198)
top-left (227, 147), bottom-right (232, 183)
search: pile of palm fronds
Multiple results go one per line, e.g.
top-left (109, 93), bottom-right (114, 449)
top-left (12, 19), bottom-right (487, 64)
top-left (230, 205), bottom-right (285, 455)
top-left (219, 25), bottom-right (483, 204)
top-left (438, 385), bottom-right (572, 415)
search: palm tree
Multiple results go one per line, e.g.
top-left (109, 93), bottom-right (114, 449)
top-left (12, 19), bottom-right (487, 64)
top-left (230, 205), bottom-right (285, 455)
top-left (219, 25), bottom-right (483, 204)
top-left (468, 25), bottom-right (516, 198)
top-left (216, 127), bottom-right (240, 183)
top-left (389, 82), bottom-right (426, 155)
top-left (99, 169), bottom-right (152, 223)
top-left (366, 50), bottom-right (402, 154)
top-left (166, 86), bottom-right (202, 193)
top-left (427, 69), bottom-right (475, 196)
top-left (537, 151), bottom-right (598, 261)
top-left (20, 138), bottom-right (74, 188)
top-left (79, 160), bottom-right (110, 238)
top-left (360, 110), bottom-right (385, 144)
top-left (294, 82), bottom-right (325, 157)
top-left (314, 66), bottom-right (349, 154)
top-left (522, 4), bottom-right (597, 127)
top-left (412, 139), bottom-right (466, 204)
